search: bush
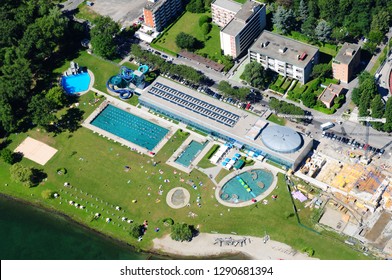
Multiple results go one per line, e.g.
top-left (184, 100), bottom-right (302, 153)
top-left (129, 224), bottom-right (144, 239)
top-left (186, 0), bottom-right (206, 13)
top-left (198, 15), bottom-right (211, 27)
top-left (41, 189), bottom-right (54, 199)
top-left (170, 223), bottom-right (193, 242)
top-left (9, 163), bottom-right (33, 188)
top-left (1, 148), bottom-right (14, 164)
top-left (205, 144), bottom-right (219, 159)
top-left (56, 167), bottom-right (67, 175)
top-left (302, 247), bottom-right (315, 256)
top-left (162, 217), bottom-right (174, 226)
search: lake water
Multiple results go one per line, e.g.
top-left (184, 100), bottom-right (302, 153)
top-left (0, 196), bottom-right (161, 260)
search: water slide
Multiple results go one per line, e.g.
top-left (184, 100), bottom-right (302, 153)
top-left (106, 77), bottom-right (133, 99)
top-left (236, 176), bottom-right (253, 194)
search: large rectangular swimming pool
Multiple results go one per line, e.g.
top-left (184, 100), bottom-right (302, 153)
top-left (91, 105), bottom-right (169, 151)
top-left (175, 140), bottom-right (206, 167)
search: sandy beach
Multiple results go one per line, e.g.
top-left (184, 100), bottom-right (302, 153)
top-left (153, 233), bottom-right (317, 260)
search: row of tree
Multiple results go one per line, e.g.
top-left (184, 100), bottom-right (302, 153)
top-left (217, 81), bottom-right (250, 101)
top-left (130, 45), bottom-right (208, 85)
top-left (186, 0), bottom-right (213, 14)
top-left (351, 72), bottom-right (392, 132)
top-left (269, 97), bottom-right (305, 121)
top-left (271, 0), bottom-right (392, 49)
top-left (130, 220), bottom-right (194, 242)
top-left (0, 0), bottom-right (70, 134)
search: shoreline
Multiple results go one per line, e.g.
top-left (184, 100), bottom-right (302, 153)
top-left (0, 193), bottom-right (250, 260)
top-left (152, 233), bottom-right (318, 260)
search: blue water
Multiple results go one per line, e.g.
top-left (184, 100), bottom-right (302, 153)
top-left (220, 169), bottom-right (274, 203)
top-left (175, 141), bottom-right (206, 167)
top-left (91, 105), bottom-right (169, 151)
top-left (62, 72), bottom-right (91, 94)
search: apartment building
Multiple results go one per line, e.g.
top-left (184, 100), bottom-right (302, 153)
top-left (220, 1), bottom-right (266, 58)
top-left (248, 31), bottom-right (319, 84)
top-left (211, 0), bottom-right (242, 27)
top-left (143, 0), bottom-right (183, 32)
top-left (332, 43), bottom-right (361, 83)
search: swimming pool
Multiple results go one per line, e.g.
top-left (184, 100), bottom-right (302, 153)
top-left (91, 105), bottom-right (169, 150)
top-left (62, 72), bottom-right (91, 94)
top-left (175, 141), bottom-right (206, 167)
top-left (220, 169), bottom-right (274, 203)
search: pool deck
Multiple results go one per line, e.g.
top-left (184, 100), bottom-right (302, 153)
top-left (215, 162), bottom-right (280, 207)
top-left (82, 91), bottom-right (178, 156)
top-left (166, 134), bottom-right (212, 174)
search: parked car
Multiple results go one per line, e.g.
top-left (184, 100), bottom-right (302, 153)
top-left (379, 149), bottom-right (385, 155)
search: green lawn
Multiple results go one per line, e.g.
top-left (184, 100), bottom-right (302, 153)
top-left (267, 114), bottom-right (286, 126)
top-left (75, 2), bottom-right (99, 22)
top-left (197, 144), bottom-right (220, 169)
top-left (215, 168), bottom-right (233, 183)
top-left (121, 62), bottom-right (139, 70)
top-left (0, 60), bottom-right (373, 259)
top-left (153, 11), bottom-right (223, 61)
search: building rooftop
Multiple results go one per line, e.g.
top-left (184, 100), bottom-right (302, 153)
top-left (261, 125), bottom-right (303, 153)
top-left (140, 77), bottom-right (312, 164)
top-left (144, 0), bottom-right (165, 11)
top-left (334, 43), bottom-right (360, 65)
top-left (319, 84), bottom-right (343, 104)
top-left (249, 31), bottom-right (319, 68)
top-left (212, 0), bottom-right (241, 14)
top-left (221, 1), bottom-right (263, 36)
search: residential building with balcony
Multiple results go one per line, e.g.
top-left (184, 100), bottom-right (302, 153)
top-left (248, 31), bottom-right (319, 84)
top-left (143, 0), bottom-right (183, 32)
top-left (211, 0), bottom-right (242, 27)
top-left (220, 1), bottom-right (266, 58)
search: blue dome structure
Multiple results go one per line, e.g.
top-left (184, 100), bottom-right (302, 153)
top-left (261, 125), bottom-right (303, 154)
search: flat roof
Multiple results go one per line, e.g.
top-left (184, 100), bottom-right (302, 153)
top-left (144, 0), bottom-right (165, 11)
top-left (319, 84), bottom-right (343, 104)
top-left (249, 31), bottom-right (319, 68)
top-left (212, 0), bottom-right (241, 13)
top-left (334, 43), bottom-right (360, 65)
top-left (140, 77), bottom-right (312, 164)
top-left (221, 1), bottom-right (263, 36)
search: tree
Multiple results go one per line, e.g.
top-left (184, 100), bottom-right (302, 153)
top-left (218, 81), bottom-right (233, 96)
top-left (301, 91), bottom-right (316, 107)
top-left (90, 16), bottom-right (119, 59)
top-left (198, 15), bottom-right (211, 27)
top-left (315, 20), bottom-right (332, 42)
top-left (45, 86), bottom-right (67, 109)
top-left (370, 95), bottom-right (385, 130)
top-left (1, 148), bottom-right (14, 164)
top-left (9, 163), bottom-right (33, 187)
top-left (175, 32), bottom-right (198, 51)
top-left (28, 94), bottom-right (56, 129)
top-left (351, 88), bottom-right (361, 106)
top-left (129, 224), bottom-right (144, 239)
top-left (301, 16), bottom-right (317, 41)
top-left (186, 0), bottom-right (205, 13)
top-left (170, 223), bottom-right (193, 242)
top-left (311, 63), bottom-right (331, 79)
top-left (370, 10), bottom-right (390, 34)
top-left (384, 98), bottom-right (392, 132)
top-left (241, 61), bottom-right (270, 89)
top-left (276, 0), bottom-right (293, 8)
top-left (298, 0), bottom-right (308, 22)
top-left (201, 22), bottom-right (211, 36)
top-left (272, 6), bottom-right (296, 35)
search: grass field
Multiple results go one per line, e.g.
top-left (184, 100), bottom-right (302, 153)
top-left (197, 144), bottom-right (219, 169)
top-left (0, 53), bottom-right (372, 259)
top-left (75, 2), bottom-right (99, 22)
top-left (153, 12), bottom-right (223, 61)
top-left (267, 114), bottom-right (286, 126)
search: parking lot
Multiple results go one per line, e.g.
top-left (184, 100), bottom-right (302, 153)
top-left (90, 0), bottom-right (145, 26)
